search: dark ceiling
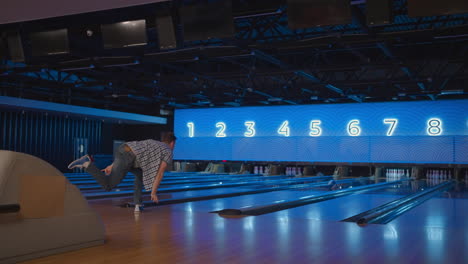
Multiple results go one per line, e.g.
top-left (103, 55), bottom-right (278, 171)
top-left (1, 0), bottom-right (468, 116)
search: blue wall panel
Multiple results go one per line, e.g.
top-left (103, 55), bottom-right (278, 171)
top-left (0, 110), bottom-right (102, 171)
top-left (174, 99), bottom-right (468, 164)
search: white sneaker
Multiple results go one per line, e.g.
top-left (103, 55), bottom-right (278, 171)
top-left (68, 155), bottom-right (91, 169)
top-left (134, 204), bottom-right (144, 213)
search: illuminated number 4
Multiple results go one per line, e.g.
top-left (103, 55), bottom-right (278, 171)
top-left (278, 121), bottom-right (290, 137)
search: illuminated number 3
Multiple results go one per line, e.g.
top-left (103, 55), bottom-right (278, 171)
top-left (244, 121), bottom-right (256, 137)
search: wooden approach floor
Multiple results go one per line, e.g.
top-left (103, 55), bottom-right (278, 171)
top-left (22, 197), bottom-right (466, 264)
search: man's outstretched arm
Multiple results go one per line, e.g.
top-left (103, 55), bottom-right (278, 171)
top-left (151, 161), bottom-right (167, 203)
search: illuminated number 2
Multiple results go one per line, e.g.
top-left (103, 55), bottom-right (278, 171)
top-left (383, 118), bottom-right (398, 136)
top-left (347, 120), bottom-right (361, 136)
top-left (187, 122), bottom-right (194, 137)
top-left (278, 120), bottom-right (290, 137)
top-left (244, 121), bottom-right (256, 137)
top-left (216, 122), bottom-right (227, 137)
top-left (309, 120), bottom-right (322, 136)
top-left (427, 118), bottom-right (442, 136)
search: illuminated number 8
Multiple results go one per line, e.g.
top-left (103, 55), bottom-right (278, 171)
top-left (427, 118), bottom-right (442, 136)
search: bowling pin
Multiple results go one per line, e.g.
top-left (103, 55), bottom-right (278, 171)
top-left (254, 166), bottom-right (259, 174)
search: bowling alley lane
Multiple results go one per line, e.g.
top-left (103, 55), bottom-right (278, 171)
top-left (261, 180), bottom-right (465, 224)
top-left (153, 180), bottom-right (468, 264)
top-left (160, 179), bottom-right (466, 228)
top-left (160, 178), bottom-right (383, 213)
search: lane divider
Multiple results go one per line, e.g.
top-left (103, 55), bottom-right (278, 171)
top-left (343, 180), bottom-right (455, 225)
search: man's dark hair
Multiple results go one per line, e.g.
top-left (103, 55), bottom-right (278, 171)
top-left (161, 131), bottom-right (177, 143)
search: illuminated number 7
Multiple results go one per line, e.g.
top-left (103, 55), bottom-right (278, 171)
top-left (278, 121), bottom-right (290, 137)
top-left (216, 122), bottom-right (227, 137)
top-left (383, 119), bottom-right (398, 136)
top-left (187, 122), bottom-right (194, 137)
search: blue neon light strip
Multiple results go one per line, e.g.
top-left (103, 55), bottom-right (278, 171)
top-left (0, 96), bottom-right (166, 124)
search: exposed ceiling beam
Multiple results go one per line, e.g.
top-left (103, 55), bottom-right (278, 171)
top-left (251, 49), bottom-right (355, 102)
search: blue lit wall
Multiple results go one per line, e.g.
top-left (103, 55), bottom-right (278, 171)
top-left (174, 99), bottom-right (468, 164)
top-left (0, 111), bottom-right (102, 171)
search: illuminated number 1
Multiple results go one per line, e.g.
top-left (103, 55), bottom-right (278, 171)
top-left (187, 122), bottom-right (194, 137)
top-left (347, 120), bottom-right (361, 136)
top-left (427, 118), bottom-right (442, 136)
top-left (216, 122), bottom-right (227, 137)
top-left (244, 121), bottom-right (256, 137)
top-left (383, 118), bottom-right (398, 136)
top-left (278, 120), bottom-right (290, 137)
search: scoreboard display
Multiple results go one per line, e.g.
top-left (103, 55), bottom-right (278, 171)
top-left (173, 99), bottom-right (468, 164)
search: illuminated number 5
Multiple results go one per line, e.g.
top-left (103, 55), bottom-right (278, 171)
top-left (278, 121), bottom-right (290, 137)
top-left (216, 122), bottom-right (227, 137)
top-left (187, 122), bottom-right (194, 137)
top-left (383, 119), bottom-right (398, 136)
top-left (347, 120), bottom-right (361, 136)
top-left (427, 118), bottom-right (442, 136)
top-left (244, 121), bottom-right (256, 137)
top-left (309, 120), bottom-right (322, 136)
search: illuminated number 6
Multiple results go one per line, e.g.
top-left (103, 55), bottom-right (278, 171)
top-left (244, 121), bottom-right (256, 137)
top-left (427, 118), bottom-right (442, 136)
top-left (216, 122), bottom-right (227, 137)
top-left (347, 120), bottom-right (361, 136)
top-left (309, 120), bottom-right (322, 137)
